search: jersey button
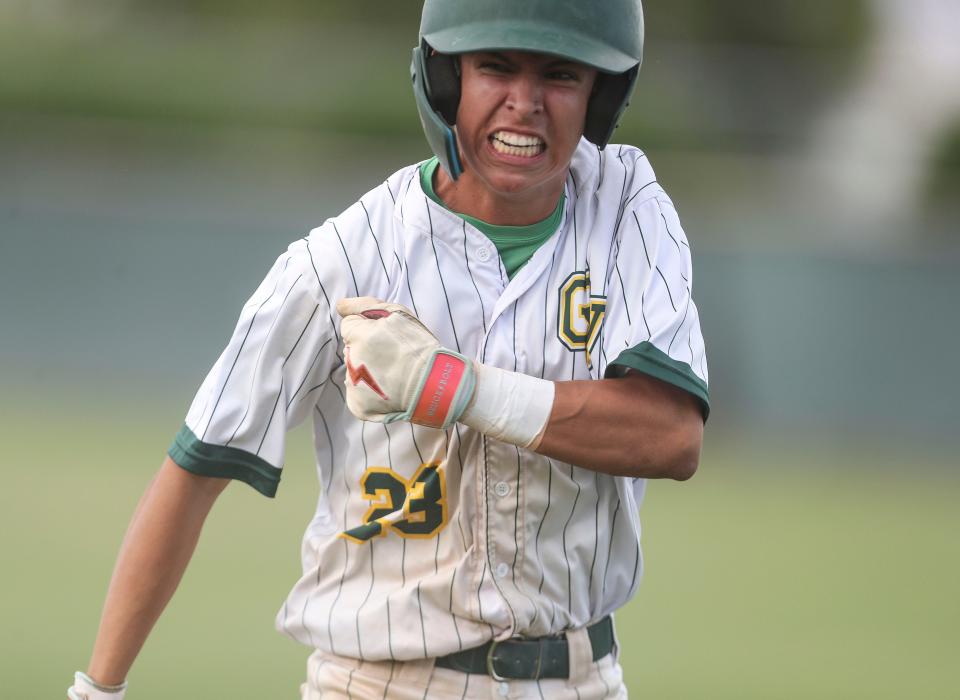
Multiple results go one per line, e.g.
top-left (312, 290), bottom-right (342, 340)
top-left (494, 481), bottom-right (511, 497)
top-left (495, 562), bottom-right (510, 579)
top-left (476, 246), bottom-right (491, 262)
top-left (498, 681), bottom-right (510, 697)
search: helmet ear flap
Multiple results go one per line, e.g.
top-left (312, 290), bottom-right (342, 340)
top-left (423, 44), bottom-right (461, 125)
top-left (584, 66), bottom-right (639, 149)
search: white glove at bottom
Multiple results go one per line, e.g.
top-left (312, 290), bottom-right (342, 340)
top-left (67, 671), bottom-right (127, 700)
top-left (336, 297), bottom-right (554, 449)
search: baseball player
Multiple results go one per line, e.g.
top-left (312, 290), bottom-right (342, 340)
top-left (68, 0), bottom-right (708, 698)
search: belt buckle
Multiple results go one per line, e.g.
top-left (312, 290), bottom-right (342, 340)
top-left (486, 637), bottom-right (545, 681)
top-left (486, 639), bottom-right (508, 682)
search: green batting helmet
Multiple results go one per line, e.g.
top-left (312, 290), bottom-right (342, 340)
top-left (411, 0), bottom-right (644, 180)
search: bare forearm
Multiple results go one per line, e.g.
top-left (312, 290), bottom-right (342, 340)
top-left (86, 457), bottom-right (228, 685)
top-left (536, 373), bottom-right (704, 479)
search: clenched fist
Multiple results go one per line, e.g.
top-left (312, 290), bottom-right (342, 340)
top-left (336, 297), bottom-right (476, 429)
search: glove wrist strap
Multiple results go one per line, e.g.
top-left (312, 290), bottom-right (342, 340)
top-left (405, 348), bottom-right (476, 429)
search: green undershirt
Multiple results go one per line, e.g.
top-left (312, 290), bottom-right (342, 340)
top-left (420, 157), bottom-right (563, 279)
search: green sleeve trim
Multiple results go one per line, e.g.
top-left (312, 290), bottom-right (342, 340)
top-left (605, 341), bottom-right (710, 420)
top-left (168, 424), bottom-right (281, 498)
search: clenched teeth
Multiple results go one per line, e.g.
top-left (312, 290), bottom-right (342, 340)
top-left (491, 130), bottom-right (545, 157)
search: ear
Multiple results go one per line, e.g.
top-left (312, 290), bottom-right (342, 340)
top-left (583, 67), bottom-right (639, 148)
top-left (425, 52), bottom-right (461, 125)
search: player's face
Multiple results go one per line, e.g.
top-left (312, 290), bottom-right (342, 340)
top-left (453, 51), bottom-right (597, 217)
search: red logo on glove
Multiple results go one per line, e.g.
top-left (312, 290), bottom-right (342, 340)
top-left (345, 347), bottom-right (389, 400)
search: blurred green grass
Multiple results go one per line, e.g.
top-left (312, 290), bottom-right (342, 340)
top-left (3, 398), bottom-right (957, 698)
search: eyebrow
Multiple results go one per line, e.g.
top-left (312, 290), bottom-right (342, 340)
top-left (479, 51), bottom-right (582, 70)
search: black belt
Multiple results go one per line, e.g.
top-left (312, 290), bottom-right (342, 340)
top-left (435, 616), bottom-right (614, 680)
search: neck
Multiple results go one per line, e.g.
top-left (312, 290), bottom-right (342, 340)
top-left (433, 167), bottom-right (565, 226)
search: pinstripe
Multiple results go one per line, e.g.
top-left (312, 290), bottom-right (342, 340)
top-left (540, 244), bottom-right (560, 379)
top-left (328, 540), bottom-right (351, 655)
top-left (561, 465), bottom-right (583, 613)
top-left (667, 290), bottom-right (691, 355)
top-left (461, 221), bottom-right (488, 334)
top-left (632, 211), bottom-right (652, 269)
top-left (360, 200), bottom-right (391, 284)
top-left (510, 304), bottom-right (522, 579)
top-left (286, 337), bottom-right (331, 410)
top-left (301, 406), bottom-right (334, 648)
top-left (476, 560), bottom-right (497, 635)
top-left (257, 301), bottom-right (319, 451)
top-left (201, 256), bottom-right (291, 440)
top-left (420, 663), bottom-right (435, 700)
top-left (587, 472), bottom-right (601, 600)
top-left (304, 238), bottom-right (343, 361)
top-left (452, 425), bottom-right (469, 552)
top-left (622, 178), bottom-right (659, 210)
top-left (639, 289), bottom-right (652, 339)
top-left (328, 401), bottom-right (357, 655)
top-left (416, 582), bottom-right (428, 657)
top-left (426, 200), bottom-right (462, 351)
top-left (448, 563), bottom-right (464, 651)
top-left (345, 667), bottom-right (355, 700)
top-left (655, 266), bottom-right (678, 312)
top-left (381, 661), bottom-right (396, 700)
top-left (613, 263), bottom-right (632, 327)
top-left (628, 541), bottom-right (641, 600)
top-left (225, 274), bottom-right (303, 446)
top-left (396, 248), bottom-right (421, 321)
top-left (603, 147), bottom-right (629, 296)
top-left (332, 222), bottom-right (360, 297)
top-left (355, 540), bottom-right (376, 660)
top-left (536, 461), bottom-right (555, 593)
top-left (386, 596), bottom-right (396, 660)
top-left (315, 405), bottom-right (335, 497)
top-left (596, 144), bottom-right (604, 190)
top-left (480, 432), bottom-right (519, 627)
top-left (598, 148), bottom-right (633, 364)
top-left (399, 169), bottom-right (415, 221)
top-left (659, 207), bottom-right (683, 254)
top-left (601, 501), bottom-right (621, 597)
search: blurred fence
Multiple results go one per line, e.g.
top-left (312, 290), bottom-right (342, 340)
top-left (2, 1), bottom-right (958, 453)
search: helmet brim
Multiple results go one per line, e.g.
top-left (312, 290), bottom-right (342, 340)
top-left (424, 19), bottom-right (639, 74)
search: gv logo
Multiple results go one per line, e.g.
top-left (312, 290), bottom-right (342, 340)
top-left (557, 271), bottom-right (606, 368)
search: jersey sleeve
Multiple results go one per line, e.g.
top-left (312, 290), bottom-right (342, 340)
top-left (168, 241), bottom-right (340, 497)
top-left (601, 195), bottom-right (710, 419)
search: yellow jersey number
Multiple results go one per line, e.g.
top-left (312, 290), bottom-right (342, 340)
top-left (340, 463), bottom-right (447, 543)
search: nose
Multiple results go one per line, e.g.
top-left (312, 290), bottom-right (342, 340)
top-left (505, 73), bottom-right (544, 116)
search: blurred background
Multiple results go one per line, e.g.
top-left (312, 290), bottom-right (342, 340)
top-left (2, 1), bottom-right (958, 697)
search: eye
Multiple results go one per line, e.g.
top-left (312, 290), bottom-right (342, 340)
top-left (545, 67), bottom-right (582, 82)
top-left (479, 60), bottom-right (511, 74)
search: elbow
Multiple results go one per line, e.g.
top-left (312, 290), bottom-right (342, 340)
top-left (668, 447), bottom-right (700, 481)
top-left (667, 419), bottom-right (703, 481)
top-left (622, 419), bottom-right (702, 481)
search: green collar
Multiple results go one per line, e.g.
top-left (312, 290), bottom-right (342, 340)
top-left (419, 157), bottom-right (563, 277)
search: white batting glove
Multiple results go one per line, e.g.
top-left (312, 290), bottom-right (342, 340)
top-left (336, 297), bottom-right (554, 448)
top-left (67, 672), bottom-right (127, 700)
top-left (336, 297), bottom-right (476, 429)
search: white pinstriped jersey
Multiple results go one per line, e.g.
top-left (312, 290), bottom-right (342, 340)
top-left (169, 138), bottom-right (709, 661)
